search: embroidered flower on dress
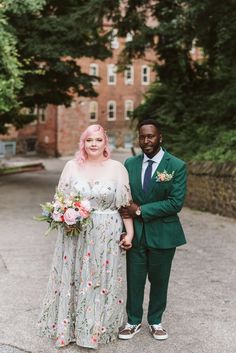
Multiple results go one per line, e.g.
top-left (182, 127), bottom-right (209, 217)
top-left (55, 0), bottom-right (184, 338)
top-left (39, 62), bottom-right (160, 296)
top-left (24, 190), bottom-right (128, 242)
top-left (156, 170), bottom-right (175, 182)
top-left (100, 288), bottom-right (108, 295)
top-left (91, 335), bottom-right (98, 343)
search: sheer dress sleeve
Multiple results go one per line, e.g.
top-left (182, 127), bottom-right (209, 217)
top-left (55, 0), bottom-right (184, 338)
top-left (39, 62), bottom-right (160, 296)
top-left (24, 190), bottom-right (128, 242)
top-left (57, 160), bottom-right (73, 196)
top-left (115, 162), bottom-right (132, 209)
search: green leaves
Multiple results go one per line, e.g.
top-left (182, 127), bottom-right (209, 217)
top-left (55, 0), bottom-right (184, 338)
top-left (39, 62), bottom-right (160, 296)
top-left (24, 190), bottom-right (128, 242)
top-left (116, 0), bottom-right (236, 161)
top-left (0, 0), bottom-right (116, 132)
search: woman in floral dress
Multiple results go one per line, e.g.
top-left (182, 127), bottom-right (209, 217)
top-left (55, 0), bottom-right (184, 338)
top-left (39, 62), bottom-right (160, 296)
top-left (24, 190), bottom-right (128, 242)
top-left (38, 124), bottom-right (133, 349)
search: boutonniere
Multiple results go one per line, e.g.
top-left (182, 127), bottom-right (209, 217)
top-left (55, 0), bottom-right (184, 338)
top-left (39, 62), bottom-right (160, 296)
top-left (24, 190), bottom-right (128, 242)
top-left (156, 170), bottom-right (175, 182)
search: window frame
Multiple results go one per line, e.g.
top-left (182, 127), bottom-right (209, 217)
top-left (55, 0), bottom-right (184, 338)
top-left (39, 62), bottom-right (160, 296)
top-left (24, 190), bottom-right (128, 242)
top-left (124, 65), bottom-right (134, 85)
top-left (107, 64), bottom-right (117, 85)
top-left (124, 100), bottom-right (134, 120)
top-left (107, 100), bottom-right (116, 121)
top-left (141, 65), bottom-right (150, 85)
top-left (89, 63), bottom-right (99, 85)
top-left (89, 101), bottom-right (98, 121)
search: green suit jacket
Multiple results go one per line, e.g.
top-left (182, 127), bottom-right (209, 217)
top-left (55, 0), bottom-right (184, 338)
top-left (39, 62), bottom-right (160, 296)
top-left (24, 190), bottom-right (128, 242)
top-left (124, 150), bottom-right (187, 249)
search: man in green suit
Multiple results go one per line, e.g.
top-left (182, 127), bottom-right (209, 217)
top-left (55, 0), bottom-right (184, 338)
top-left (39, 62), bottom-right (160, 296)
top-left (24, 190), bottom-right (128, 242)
top-left (119, 119), bottom-right (187, 341)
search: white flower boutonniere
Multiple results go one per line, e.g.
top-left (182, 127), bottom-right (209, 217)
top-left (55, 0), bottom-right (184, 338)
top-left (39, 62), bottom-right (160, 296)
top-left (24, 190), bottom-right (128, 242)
top-left (156, 170), bottom-right (175, 182)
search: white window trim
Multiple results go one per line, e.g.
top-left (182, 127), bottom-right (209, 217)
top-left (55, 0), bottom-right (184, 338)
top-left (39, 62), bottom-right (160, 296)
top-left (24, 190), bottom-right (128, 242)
top-left (89, 101), bottom-right (98, 121)
top-left (107, 100), bottom-right (116, 121)
top-left (124, 100), bottom-right (134, 120)
top-left (125, 32), bottom-right (133, 42)
top-left (110, 29), bottom-right (119, 49)
top-left (107, 64), bottom-right (117, 85)
top-left (38, 107), bottom-right (46, 124)
top-left (89, 63), bottom-right (99, 85)
top-left (141, 65), bottom-right (150, 85)
top-left (124, 65), bottom-right (134, 85)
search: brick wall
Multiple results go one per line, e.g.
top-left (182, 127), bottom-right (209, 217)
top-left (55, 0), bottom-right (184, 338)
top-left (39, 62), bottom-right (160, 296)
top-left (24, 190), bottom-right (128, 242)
top-left (186, 161), bottom-right (236, 218)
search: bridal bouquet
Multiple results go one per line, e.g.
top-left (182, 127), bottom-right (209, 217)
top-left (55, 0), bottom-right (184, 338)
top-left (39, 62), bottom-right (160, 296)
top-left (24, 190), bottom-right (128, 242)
top-left (37, 189), bottom-right (92, 236)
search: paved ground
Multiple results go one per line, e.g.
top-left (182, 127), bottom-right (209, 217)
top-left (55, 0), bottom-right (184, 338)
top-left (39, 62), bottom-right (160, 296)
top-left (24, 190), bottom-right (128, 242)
top-left (0, 152), bottom-right (236, 353)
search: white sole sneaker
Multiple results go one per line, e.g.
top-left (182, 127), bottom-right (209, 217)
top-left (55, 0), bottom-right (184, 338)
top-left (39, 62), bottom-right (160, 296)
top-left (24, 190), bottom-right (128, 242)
top-left (149, 325), bottom-right (168, 340)
top-left (118, 324), bottom-right (142, 340)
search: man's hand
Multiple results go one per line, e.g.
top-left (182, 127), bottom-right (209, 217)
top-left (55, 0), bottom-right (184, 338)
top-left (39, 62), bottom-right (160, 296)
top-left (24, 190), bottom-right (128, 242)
top-left (119, 202), bottom-right (140, 219)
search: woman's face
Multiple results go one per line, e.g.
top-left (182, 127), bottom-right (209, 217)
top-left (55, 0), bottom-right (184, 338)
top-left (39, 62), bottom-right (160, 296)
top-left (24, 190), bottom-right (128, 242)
top-left (84, 131), bottom-right (106, 160)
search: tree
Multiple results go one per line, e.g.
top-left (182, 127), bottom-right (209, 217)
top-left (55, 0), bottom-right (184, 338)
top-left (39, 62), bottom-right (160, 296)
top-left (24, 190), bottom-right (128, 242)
top-left (0, 1), bottom-right (47, 133)
top-left (115, 0), bottom-right (236, 161)
top-left (0, 0), bottom-right (120, 133)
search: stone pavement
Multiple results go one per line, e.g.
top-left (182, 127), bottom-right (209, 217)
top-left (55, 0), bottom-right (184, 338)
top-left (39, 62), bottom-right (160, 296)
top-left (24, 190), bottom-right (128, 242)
top-left (0, 152), bottom-right (236, 353)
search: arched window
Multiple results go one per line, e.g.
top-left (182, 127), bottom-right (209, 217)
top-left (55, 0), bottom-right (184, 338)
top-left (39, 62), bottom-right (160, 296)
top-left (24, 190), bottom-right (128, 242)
top-left (125, 32), bottom-right (133, 42)
top-left (124, 65), bottom-right (134, 85)
top-left (107, 101), bottom-right (116, 121)
top-left (110, 29), bottom-right (119, 49)
top-left (107, 64), bottom-right (117, 85)
top-left (89, 101), bottom-right (98, 121)
top-left (141, 65), bottom-right (150, 85)
top-left (124, 100), bottom-right (133, 120)
top-left (89, 64), bottom-right (99, 85)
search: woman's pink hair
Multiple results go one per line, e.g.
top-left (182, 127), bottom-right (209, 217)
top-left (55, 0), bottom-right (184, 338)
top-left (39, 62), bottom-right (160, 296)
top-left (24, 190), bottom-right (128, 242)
top-left (75, 124), bottom-right (111, 164)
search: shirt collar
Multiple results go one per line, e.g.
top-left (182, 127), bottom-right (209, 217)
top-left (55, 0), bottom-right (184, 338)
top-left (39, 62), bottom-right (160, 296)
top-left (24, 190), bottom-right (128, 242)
top-left (143, 147), bottom-right (164, 164)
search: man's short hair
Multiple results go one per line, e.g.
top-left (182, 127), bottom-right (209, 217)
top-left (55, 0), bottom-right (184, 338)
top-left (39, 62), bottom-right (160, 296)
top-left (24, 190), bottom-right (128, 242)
top-left (137, 119), bottom-right (162, 132)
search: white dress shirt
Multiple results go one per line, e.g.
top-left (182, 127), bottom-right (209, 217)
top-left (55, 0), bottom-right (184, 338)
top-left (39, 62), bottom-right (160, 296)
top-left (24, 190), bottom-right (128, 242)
top-left (141, 147), bottom-right (165, 186)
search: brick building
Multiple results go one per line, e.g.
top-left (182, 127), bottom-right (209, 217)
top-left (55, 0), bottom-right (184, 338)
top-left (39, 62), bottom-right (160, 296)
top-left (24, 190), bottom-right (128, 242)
top-left (0, 31), bottom-right (156, 157)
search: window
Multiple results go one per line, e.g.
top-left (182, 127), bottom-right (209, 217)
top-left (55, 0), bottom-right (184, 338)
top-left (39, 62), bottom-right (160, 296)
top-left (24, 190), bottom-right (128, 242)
top-left (110, 29), bottom-right (119, 49)
top-left (124, 100), bottom-right (134, 120)
top-left (38, 107), bottom-right (46, 123)
top-left (89, 101), bottom-right (98, 121)
top-left (107, 64), bottom-right (117, 85)
top-left (125, 32), bottom-right (133, 42)
top-left (107, 101), bottom-right (116, 121)
top-left (89, 63), bottom-right (99, 85)
top-left (141, 65), bottom-right (150, 85)
top-left (21, 105), bottom-right (46, 124)
top-left (124, 65), bottom-right (134, 85)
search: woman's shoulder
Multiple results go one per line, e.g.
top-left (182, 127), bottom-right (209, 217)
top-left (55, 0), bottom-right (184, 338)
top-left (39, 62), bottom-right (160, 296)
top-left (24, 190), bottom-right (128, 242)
top-left (108, 159), bottom-right (125, 168)
top-left (108, 159), bottom-right (129, 176)
top-left (62, 159), bottom-right (78, 171)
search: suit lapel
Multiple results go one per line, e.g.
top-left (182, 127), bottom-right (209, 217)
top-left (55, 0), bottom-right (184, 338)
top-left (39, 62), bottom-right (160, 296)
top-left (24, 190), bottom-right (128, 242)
top-left (131, 154), bottom-right (144, 199)
top-left (146, 150), bottom-right (171, 194)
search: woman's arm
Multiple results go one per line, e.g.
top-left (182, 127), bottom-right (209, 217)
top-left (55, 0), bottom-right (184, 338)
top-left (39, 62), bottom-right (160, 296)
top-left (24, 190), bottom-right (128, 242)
top-left (119, 217), bottom-right (134, 249)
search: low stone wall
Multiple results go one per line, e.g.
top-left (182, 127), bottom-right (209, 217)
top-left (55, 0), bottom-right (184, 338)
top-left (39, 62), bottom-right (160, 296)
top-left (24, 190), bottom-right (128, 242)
top-left (185, 161), bottom-right (236, 218)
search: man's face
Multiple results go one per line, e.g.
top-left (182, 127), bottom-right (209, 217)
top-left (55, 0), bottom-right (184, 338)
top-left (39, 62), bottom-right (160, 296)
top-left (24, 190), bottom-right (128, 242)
top-left (139, 124), bottom-right (162, 158)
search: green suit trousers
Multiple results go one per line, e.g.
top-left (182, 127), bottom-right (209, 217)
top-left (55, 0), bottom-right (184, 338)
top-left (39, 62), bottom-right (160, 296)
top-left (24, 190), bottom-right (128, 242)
top-left (126, 237), bottom-right (176, 325)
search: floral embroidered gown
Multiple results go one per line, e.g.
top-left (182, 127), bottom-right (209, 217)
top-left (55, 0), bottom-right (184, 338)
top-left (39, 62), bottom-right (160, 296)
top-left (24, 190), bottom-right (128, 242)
top-left (38, 159), bottom-right (131, 349)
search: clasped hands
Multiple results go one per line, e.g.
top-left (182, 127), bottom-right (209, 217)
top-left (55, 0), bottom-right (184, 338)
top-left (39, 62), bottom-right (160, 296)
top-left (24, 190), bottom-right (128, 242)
top-left (118, 202), bottom-right (140, 251)
top-left (119, 232), bottom-right (133, 250)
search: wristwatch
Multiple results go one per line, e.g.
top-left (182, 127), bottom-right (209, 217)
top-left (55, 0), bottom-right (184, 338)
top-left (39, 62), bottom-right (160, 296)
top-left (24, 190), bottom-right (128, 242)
top-left (135, 206), bottom-right (141, 216)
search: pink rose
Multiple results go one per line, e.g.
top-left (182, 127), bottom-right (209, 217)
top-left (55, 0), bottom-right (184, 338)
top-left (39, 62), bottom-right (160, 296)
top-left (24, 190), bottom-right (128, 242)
top-left (64, 208), bottom-right (79, 225)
